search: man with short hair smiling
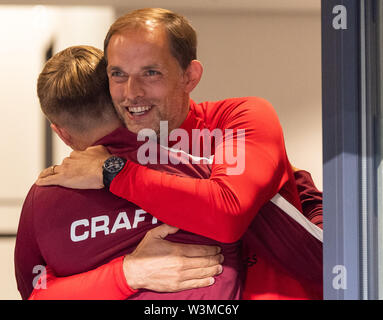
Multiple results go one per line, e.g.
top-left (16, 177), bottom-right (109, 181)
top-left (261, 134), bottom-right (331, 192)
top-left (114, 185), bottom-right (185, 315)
top-left (36, 8), bottom-right (323, 299)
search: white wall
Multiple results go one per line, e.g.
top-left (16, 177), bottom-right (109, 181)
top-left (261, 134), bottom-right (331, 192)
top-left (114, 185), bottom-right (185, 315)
top-left (0, 6), bottom-right (46, 234)
top-left (0, 6), bottom-right (48, 300)
top-left (183, 10), bottom-right (322, 189)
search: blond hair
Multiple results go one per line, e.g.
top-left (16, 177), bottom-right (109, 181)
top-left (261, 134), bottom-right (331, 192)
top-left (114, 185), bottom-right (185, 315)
top-left (104, 8), bottom-right (197, 70)
top-left (37, 45), bottom-right (116, 132)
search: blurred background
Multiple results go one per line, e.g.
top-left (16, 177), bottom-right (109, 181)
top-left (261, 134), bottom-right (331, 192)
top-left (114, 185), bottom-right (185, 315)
top-left (0, 0), bottom-right (321, 299)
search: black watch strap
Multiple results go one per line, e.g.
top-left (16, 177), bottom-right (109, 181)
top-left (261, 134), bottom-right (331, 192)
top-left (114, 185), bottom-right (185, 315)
top-left (102, 156), bottom-right (127, 190)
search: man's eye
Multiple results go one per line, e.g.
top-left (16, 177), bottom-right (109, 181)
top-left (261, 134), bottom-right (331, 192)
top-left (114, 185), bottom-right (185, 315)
top-left (111, 71), bottom-right (123, 77)
top-left (145, 70), bottom-right (161, 76)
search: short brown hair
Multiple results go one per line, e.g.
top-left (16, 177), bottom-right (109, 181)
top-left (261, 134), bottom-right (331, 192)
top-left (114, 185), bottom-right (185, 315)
top-left (37, 45), bottom-right (116, 132)
top-left (104, 8), bottom-right (197, 70)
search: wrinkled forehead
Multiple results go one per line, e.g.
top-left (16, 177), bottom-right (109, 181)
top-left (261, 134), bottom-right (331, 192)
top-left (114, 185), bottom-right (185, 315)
top-left (106, 26), bottom-right (177, 70)
top-left (108, 23), bottom-right (170, 54)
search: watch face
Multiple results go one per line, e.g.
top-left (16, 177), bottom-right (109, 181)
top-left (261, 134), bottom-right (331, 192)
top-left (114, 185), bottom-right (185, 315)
top-left (104, 157), bottom-right (126, 173)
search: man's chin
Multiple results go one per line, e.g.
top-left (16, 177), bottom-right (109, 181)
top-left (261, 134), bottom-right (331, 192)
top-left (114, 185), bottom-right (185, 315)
top-left (125, 122), bottom-right (160, 136)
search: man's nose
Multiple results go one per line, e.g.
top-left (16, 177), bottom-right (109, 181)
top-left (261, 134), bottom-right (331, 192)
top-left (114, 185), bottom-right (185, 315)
top-left (124, 75), bottom-right (145, 101)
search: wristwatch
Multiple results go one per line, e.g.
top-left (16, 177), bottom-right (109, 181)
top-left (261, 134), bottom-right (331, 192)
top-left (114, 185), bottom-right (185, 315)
top-left (102, 156), bottom-right (127, 189)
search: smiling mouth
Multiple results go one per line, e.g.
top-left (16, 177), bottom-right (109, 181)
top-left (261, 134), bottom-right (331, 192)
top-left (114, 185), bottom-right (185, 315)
top-left (125, 105), bottom-right (153, 116)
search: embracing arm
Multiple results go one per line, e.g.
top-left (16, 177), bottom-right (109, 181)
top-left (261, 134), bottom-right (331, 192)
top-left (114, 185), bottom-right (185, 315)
top-left (29, 256), bottom-right (134, 300)
top-left (28, 224), bottom-right (223, 300)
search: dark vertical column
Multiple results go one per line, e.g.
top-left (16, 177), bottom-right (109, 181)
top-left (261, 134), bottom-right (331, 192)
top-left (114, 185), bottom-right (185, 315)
top-left (322, 0), bottom-right (361, 299)
top-left (362, 0), bottom-right (380, 299)
top-left (44, 42), bottom-right (54, 168)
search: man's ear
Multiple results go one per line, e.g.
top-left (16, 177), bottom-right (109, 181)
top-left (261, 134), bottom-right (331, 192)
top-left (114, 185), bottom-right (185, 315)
top-left (50, 123), bottom-right (73, 147)
top-left (183, 60), bottom-right (203, 94)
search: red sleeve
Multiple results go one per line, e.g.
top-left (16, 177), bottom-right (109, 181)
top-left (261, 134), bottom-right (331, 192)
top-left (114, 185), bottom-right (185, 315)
top-left (294, 170), bottom-right (323, 229)
top-left (28, 256), bottom-right (137, 300)
top-left (110, 98), bottom-right (291, 243)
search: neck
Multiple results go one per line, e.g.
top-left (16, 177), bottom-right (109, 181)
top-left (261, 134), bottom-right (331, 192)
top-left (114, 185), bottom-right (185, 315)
top-left (91, 120), bottom-right (122, 144)
top-left (168, 96), bottom-right (191, 133)
top-left (75, 118), bottom-right (123, 150)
